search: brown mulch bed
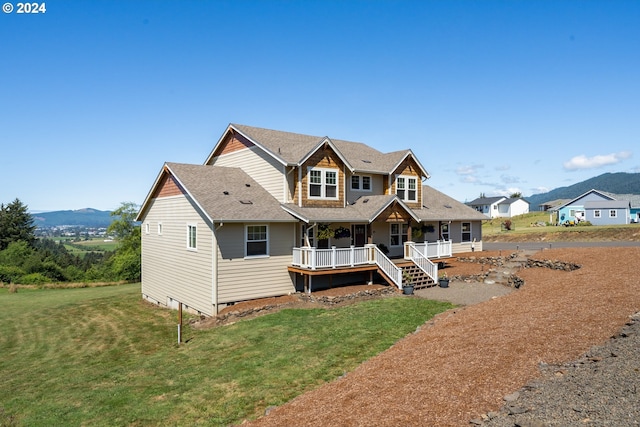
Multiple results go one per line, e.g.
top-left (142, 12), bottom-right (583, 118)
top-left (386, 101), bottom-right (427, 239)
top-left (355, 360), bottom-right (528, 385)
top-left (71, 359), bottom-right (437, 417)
top-left (243, 247), bottom-right (640, 426)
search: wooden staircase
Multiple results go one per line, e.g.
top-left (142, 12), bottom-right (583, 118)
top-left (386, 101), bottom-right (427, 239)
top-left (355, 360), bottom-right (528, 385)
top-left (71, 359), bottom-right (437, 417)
top-left (401, 263), bottom-right (436, 290)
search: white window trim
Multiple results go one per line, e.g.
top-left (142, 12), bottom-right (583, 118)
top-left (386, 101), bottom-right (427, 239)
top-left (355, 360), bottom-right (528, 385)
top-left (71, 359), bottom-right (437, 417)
top-left (157, 222), bottom-right (163, 235)
top-left (245, 224), bottom-right (269, 258)
top-left (390, 223), bottom-right (408, 247)
top-left (594, 210), bottom-right (601, 218)
top-left (351, 174), bottom-right (372, 192)
top-left (308, 167), bottom-right (339, 200)
top-left (609, 210), bottom-right (617, 218)
top-left (187, 224), bottom-right (197, 251)
top-left (461, 222), bottom-right (472, 243)
top-left (395, 175), bottom-right (418, 202)
top-left (145, 222), bottom-right (150, 234)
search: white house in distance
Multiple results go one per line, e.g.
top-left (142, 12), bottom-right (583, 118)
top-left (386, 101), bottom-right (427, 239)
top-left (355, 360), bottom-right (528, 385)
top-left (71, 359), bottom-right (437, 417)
top-left (467, 196), bottom-right (530, 219)
top-left (136, 124), bottom-right (489, 316)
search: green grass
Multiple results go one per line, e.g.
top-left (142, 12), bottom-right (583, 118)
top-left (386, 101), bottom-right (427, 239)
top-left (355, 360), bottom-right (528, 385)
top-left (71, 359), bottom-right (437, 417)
top-left (0, 285), bottom-right (452, 426)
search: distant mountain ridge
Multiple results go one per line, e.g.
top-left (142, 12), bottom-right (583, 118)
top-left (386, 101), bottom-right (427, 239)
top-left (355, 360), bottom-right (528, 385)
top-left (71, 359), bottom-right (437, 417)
top-left (31, 208), bottom-right (112, 228)
top-left (526, 172), bottom-right (640, 209)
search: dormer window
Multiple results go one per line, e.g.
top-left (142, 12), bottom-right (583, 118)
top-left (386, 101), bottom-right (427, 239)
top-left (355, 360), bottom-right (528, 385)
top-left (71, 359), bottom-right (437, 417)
top-left (351, 175), bottom-right (371, 191)
top-left (308, 167), bottom-right (338, 199)
top-left (396, 175), bottom-right (417, 202)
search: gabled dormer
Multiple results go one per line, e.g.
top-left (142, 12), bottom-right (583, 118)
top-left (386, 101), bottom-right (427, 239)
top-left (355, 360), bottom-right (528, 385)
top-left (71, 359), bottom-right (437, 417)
top-left (294, 138), bottom-right (349, 208)
top-left (386, 151), bottom-right (429, 209)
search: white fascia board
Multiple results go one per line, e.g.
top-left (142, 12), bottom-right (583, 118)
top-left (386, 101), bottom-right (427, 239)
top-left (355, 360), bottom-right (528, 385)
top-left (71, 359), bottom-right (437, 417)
top-left (389, 150), bottom-right (430, 179)
top-left (280, 205), bottom-right (310, 223)
top-left (203, 124), bottom-right (289, 167)
top-left (298, 137), bottom-right (354, 172)
top-left (164, 164), bottom-right (215, 225)
top-left (135, 163), bottom-right (168, 222)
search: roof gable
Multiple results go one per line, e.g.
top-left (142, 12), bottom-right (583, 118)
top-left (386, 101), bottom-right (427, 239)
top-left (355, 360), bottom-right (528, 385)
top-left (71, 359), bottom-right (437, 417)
top-left (557, 189), bottom-right (616, 209)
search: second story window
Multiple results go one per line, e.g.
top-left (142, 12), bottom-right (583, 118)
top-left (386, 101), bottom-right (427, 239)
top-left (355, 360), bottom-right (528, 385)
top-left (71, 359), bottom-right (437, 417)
top-left (351, 175), bottom-right (372, 191)
top-left (396, 176), bottom-right (417, 202)
top-left (187, 224), bottom-right (197, 250)
top-left (308, 168), bottom-right (338, 199)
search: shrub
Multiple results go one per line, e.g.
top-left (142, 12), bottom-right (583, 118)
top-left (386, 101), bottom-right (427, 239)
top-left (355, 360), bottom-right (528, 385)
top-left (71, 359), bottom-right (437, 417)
top-left (0, 265), bottom-right (26, 284)
top-left (577, 221), bottom-right (592, 226)
top-left (18, 273), bottom-right (49, 285)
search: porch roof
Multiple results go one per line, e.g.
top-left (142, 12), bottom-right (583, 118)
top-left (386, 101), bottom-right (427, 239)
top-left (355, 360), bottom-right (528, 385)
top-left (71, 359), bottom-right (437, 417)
top-left (416, 185), bottom-right (490, 221)
top-left (282, 194), bottom-right (420, 223)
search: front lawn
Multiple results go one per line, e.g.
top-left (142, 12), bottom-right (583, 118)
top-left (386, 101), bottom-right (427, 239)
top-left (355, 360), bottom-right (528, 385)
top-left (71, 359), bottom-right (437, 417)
top-left (0, 285), bottom-right (452, 426)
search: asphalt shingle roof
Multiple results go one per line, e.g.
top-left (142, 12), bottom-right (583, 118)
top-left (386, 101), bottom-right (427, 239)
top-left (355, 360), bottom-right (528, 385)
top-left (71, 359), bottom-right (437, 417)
top-left (231, 124), bottom-right (418, 175)
top-left (416, 186), bottom-right (490, 221)
top-left (166, 163), bottom-right (296, 222)
top-left (282, 195), bottom-right (404, 223)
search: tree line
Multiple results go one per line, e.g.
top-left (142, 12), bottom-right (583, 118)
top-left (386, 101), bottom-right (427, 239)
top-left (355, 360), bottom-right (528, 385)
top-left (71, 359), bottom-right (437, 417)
top-left (0, 199), bottom-right (140, 285)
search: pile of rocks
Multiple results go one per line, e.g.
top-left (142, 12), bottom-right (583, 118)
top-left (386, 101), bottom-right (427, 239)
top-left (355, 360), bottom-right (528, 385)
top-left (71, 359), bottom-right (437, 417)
top-left (297, 286), bottom-right (396, 305)
top-left (525, 258), bottom-right (581, 271)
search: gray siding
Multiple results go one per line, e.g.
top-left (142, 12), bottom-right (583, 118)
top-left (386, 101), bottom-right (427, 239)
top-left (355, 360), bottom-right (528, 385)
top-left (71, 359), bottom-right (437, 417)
top-left (216, 222), bottom-right (296, 304)
top-left (346, 174), bottom-right (384, 203)
top-left (210, 147), bottom-right (287, 202)
top-left (141, 196), bottom-right (215, 316)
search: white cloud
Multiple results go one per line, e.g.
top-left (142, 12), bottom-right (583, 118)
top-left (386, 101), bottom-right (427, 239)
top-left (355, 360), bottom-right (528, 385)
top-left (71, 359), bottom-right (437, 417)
top-left (455, 164), bottom-right (483, 175)
top-left (495, 165), bottom-right (510, 171)
top-left (500, 174), bottom-right (521, 184)
top-left (563, 151), bottom-right (632, 171)
top-left (531, 186), bottom-right (550, 194)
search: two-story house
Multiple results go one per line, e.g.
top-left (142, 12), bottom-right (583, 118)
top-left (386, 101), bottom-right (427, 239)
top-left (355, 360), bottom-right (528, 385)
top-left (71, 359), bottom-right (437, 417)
top-left (136, 124), bottom-right (489, 316)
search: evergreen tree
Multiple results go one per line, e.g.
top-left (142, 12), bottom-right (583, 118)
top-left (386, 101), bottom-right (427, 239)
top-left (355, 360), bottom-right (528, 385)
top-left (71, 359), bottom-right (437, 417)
top-left (0, 199), bottom-right (36, 250)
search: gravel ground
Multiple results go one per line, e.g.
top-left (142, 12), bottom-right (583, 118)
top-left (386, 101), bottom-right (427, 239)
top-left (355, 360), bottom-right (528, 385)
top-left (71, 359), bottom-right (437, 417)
top-left (479, 311), bottom-right (640, 427)
top-left (245, 247), bottom-right (640, 427)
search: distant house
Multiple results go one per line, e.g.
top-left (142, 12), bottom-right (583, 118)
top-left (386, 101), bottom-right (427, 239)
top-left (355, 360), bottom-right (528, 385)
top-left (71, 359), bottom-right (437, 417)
top-left (467, 196), bottom-right (529, 219)
top-left (538, 199), bottom-right (570, 212)
top-left (556, 189), bottom-right (637, 225)
top-left (135, 123), bottom-right (489, 316)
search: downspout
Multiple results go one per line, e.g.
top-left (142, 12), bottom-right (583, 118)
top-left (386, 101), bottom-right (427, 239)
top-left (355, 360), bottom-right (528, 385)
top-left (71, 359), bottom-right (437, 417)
top-left (212, 222), bottom-right (223, 314)
top-left (298, 166), bottom-right (303, 207)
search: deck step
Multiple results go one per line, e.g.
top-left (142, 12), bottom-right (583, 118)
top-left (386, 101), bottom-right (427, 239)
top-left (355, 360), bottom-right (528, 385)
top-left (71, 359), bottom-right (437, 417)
top-left (401, 264), bottom-right (436, 290)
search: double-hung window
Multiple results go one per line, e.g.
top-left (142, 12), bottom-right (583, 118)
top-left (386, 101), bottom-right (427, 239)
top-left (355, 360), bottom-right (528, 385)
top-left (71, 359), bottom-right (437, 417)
top-left (594, 210), bottom-right (601, 218)
top-left (396, 176), bottom-right (417, 202)
top-left (390, 223), bottom-right (408, 246)
top-left (462, 222), bottom-right (471, 243)
top-left (187, 224), bottom-right (197, 250)
top-left (609, 210), bottom-right (617, 218)
top-left (351, 175), bottom-right (371, 191)
top-left (246, 225), bottom-right (268, 257)
top-left (308, 168), bottom-right (338, 199)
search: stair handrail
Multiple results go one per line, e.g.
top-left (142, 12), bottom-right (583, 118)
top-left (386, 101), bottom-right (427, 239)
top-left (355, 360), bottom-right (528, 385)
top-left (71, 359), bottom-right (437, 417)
top-left (405, 243), bottom-right (438, 283)
top-left (367, 244), bottom-right (403, 289)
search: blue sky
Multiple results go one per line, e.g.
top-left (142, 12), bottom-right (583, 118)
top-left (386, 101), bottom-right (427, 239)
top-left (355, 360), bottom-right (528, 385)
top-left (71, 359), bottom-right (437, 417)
top-left (2, 0), bottom-right (639, 212)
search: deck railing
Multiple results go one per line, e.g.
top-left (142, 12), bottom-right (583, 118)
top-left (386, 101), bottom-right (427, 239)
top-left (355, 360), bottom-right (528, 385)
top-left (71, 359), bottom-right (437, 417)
top-left (405, 243), bottom-right (438, 283)
top-left (413, 240), bottom-right (452, 259)
top-left (371, 245), bottom-right (403, 288)
top-left (291, 244), bottom-right (402, 288)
